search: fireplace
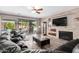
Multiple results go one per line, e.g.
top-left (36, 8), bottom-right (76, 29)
top-left (59, 31), bottom-right (73, 41)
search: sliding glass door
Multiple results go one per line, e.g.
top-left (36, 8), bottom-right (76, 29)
top-left (18, 20), bottom-right (29, 34)
top-left (1, 18), bottom-right (37, 34)
top-left (29, 20), bottom-right (37, 34)
top-left (1, 20), bottom-right (15, 31)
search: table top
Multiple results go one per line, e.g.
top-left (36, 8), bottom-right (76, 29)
top-left (33, 34), bottom-right (49, 41)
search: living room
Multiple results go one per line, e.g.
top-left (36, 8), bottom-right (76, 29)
top-left (0, 6), bottom-right (79, 53)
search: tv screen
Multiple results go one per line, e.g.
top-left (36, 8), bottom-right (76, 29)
top-left (53, 17), bottom-right (67, 26)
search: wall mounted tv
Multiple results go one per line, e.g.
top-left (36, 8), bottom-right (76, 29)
top-left (52, 17), bottom-right (67, 26)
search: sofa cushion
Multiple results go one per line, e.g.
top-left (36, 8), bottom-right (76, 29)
top-left (72, 44), bottom-right (79, 53)
top-left (54, 39), bottom-right (79, 53)
top-left (0, 39), bottom-right (21, 53)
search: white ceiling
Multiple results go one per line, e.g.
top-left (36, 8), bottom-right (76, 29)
top-left (0, 6), bottom-right (78, 18)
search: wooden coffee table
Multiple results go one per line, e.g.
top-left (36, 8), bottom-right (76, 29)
top-left (33, 35), bottom-right (50, 48)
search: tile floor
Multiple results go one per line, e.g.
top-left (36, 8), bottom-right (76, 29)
top-left (24, 34), bottom-right (68, 49)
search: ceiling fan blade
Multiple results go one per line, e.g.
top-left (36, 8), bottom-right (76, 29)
top-left (37, 8), bottom-right (43, 11)
top-left (36, 11), bottom-right (40, 14)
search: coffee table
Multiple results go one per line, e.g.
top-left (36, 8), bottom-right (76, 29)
top-left (33, 35), bottom-right (50, 48)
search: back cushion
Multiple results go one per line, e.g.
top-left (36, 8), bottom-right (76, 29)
top-left (56, 39), bottom-right (79, 53)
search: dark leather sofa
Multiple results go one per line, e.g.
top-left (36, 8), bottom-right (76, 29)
top-left (22, 39), bottom-right (79, 53)
top-left (53, 39), bottom-right (79, 53)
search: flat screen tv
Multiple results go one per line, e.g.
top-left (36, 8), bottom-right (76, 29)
top-left (53, 17), bottom-right (67, 26)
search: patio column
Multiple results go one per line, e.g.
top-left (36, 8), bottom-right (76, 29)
top-left (15, 19), bottom-right (19, 30)
top-left (0, 16), bottom-right (2, 35)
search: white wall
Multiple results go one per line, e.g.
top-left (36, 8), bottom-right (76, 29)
top-left (41, 8), bottom-right (79, 39)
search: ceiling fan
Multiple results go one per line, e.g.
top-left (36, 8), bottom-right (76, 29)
top-left (33, 7), bottom-right (43, 14)
top-left (27, 6), bottom-right (43, 14)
